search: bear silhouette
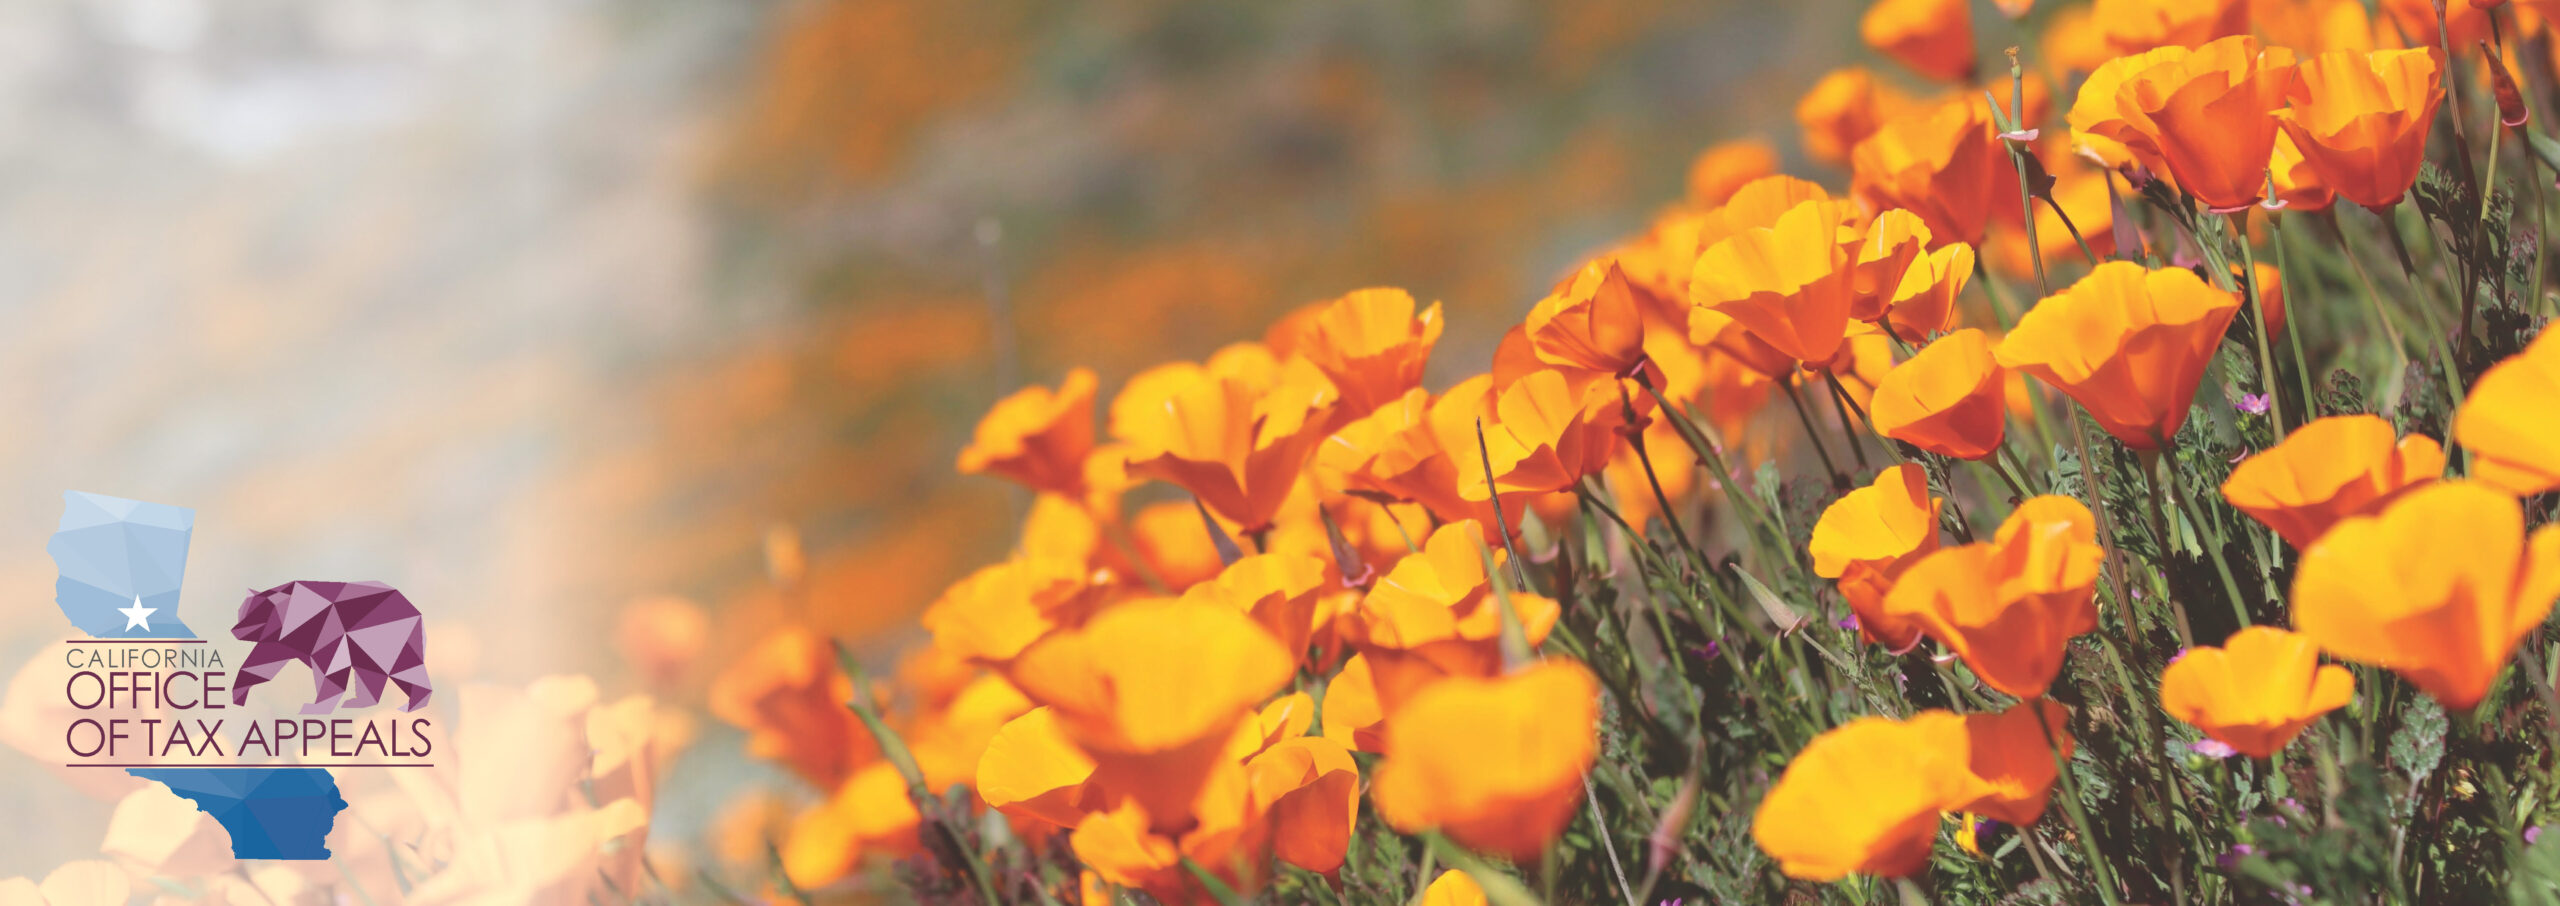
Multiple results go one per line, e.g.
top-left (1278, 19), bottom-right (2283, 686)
top-left (231, 581), bottom-right (432, 715)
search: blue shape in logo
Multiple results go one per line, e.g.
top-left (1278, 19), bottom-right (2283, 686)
top-left (47, 491), bottom-right (195, 638)
top-left (50, 491), bottom-right (349, 860)
top-left (127, 767), bottom-right (348, 860)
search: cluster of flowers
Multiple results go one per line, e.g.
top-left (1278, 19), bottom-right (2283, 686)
top-left (708, 0), bottom-right (2560, 896)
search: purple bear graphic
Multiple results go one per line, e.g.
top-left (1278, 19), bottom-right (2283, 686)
top-left (231, 581), bottom-right (432, 715)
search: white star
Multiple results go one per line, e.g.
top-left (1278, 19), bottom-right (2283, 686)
top-left (118, 596), bottom-right (153, 631)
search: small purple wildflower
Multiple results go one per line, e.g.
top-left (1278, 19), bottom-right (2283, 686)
top-left (2531, 825), bottom-right (2546, 845)
top-left (2190, 738), bottom-right (2238, 759)
top-left (2238, 393), bottom-right (2270, 415)
top-left (1837, 615), bottom-right (1861, 631)
top-left (2218, 843), bottom-right (2257, 870)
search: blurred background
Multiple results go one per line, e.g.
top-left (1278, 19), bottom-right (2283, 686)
top-left (0, 0), bottom-right (1872, 882)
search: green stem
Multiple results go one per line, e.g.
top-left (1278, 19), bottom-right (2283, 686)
top-left (2160, 449), bottom-right (2254, 636)
top-left (2322, 208), bottom-right (2413, 381)
top-left (2136, 449), bottom-right (2197, 648)
top-left (1988, 443), bottom-right (2034, 501)
top-left (1975, 254), bottom-right (2023, 328)
top-left (1634, 375), bottom-right (1788, 563)
top-left (1620, 382), bottom-right (1709, 571)
top-left (1784, 381), bottom-right (1848, 488)
top-left (2268, 214), bottom-right (2320, 418)
top-left (1823, 373), bottom-right (1876, 471)
top-left (2035, 703), bottom-right (2123, 906)
top-left (1473, 418), bottom-right (1535, 593)
top-left (2229, 212), bottom-right (2287, 438)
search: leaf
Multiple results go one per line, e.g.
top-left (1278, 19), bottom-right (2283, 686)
top-left (1733, 566), bottom-right (1807, 634)
top-left (2390, 695), bottom-right (2448, 798)
top-left (2511, 825), bottom-right (2560, 905)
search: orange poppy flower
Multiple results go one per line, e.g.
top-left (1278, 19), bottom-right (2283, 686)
top-left (919, 555), bottom-right (1097, 666)
top-left (977, 706), bottom-right (1101, 829)
top-left (1299, 288), bottom-right (1445, 417)
top-left (1882, 243), bottom-right (1974, 343)
top-left (1260, 300), bottom-right (1328, 359)
top-left (1008, 599), bottom-right (1295, 831)
top-left (708, 627), bottom-right (871, 790)
top-left (1319, 383), bottom-right (1534, 534)
top-left (1688, 138), bottom-right (1782, 208)
top-left (2277, 49), bottom-right (2443, 209)
top-left (959, 368), bottom-right (1098, 497)
top-left (2066, 45), bottom-right (2188, 172)
top-left (1007, 599), bottom-right (1293, 757)
top-left (1525, 259), bottom-right (1649, 376)
top-left (1752, 713), bottom-right (1964, 880)
top-left (2293, 482), bottom-right (2560, 710)
top-left (1853, 210), bottom-right (1933, 321)
top-left (1691, 198), bottom-right (1861, 367)
top-left (1949, 700), bottom-right (2074, 827)
top-left (1348, 520), bottom-right (1562, 711)
top-left (1862, 0), bottom-right (1977, 83)
top-left (1247, 690), bottom-right (1317, 750)
top-left (1871, 328), bottom-right (2007, 460)
top-left (1462, 368), bottom-right (1649, 499)
top-left (1370, 660), bottom-right (1599, 862)
top-left (1243, 736), bottom-right (1360, 873)
top-left (1706, 174), bottom-right (1849, 245)
top-left (2159, 626), bottom-right (2355, 758)
top-left (1798, 67), bottom-right (1911, 166)
top-left (1689, 308), bottom-right (1802, 390)
top-left (1319, 652), bottom-right (1388, 753)
top-left (1022, 491), bottom-right (1107, 567)
top-left (1419, 870), bottom-right (1491, 906)
top-left (1994, 262), bottom-right (2242, 450)
top-left (2076, 35), bottom-right (2292, 211)
top-left (2451, 312), bottom-right (2560, 495)
top-left (1068, 759), bottom-right (1259, 901)
top-left (1885, 496), bottom-right (2105, 698)
top-left (2221, 414), bottom-right (2444, 549)
top-left (2092, 0), bottom-right (2249, 54)
top-left (904, 671), bottom-right (1035, 792)
top-left (1612, 210), bottom-right (1714, 321)
top-left (2269, 130), bottom-right (2336, 212)
top-left (1809, 464), bottom-right (1944, 650)
top-left (1178, 553), bottom-right (1331, 669)
top-left (1850, 98), bottom-right (2006, 246)
top-left (1116, 366), bottom-right (1338, 534)
top-left (781, 761), bottom-right (922, 889)
top-left (1125, 501), bottom-right (1226, 591)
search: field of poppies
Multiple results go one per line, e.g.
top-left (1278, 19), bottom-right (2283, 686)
top-left (701, 0), bottom-right (2560, 903)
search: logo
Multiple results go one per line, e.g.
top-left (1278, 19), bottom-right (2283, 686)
top-left (45, 491), bottom-right (439, 860)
